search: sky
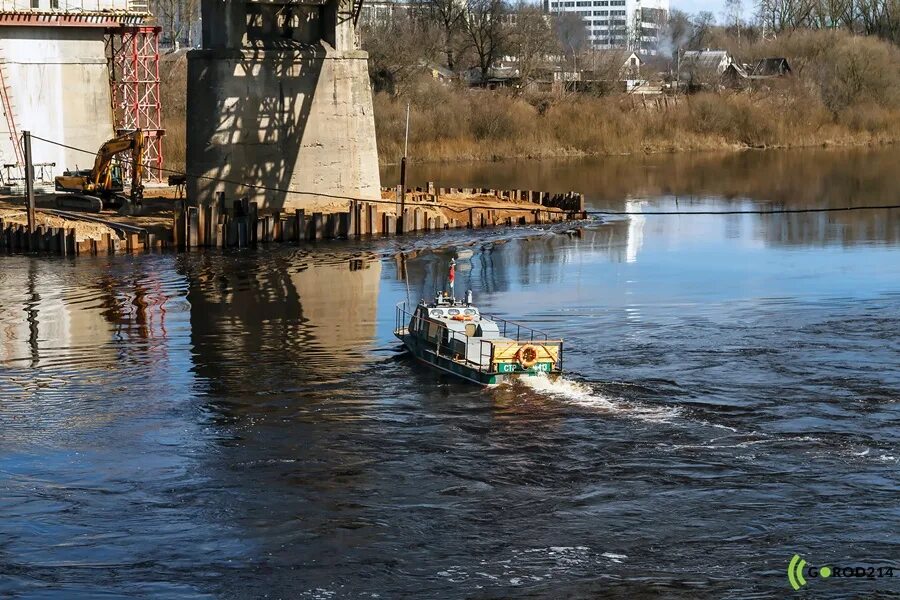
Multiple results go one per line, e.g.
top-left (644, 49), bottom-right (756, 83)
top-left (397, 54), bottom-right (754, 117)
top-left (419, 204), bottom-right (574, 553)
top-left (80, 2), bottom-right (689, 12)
top-left (672, 0), bottom-right (756, 21)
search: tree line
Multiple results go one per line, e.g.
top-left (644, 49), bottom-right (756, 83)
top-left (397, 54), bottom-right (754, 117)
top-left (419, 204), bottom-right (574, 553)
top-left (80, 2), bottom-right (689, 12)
top-left (362, 0), bottom-right (900, 95)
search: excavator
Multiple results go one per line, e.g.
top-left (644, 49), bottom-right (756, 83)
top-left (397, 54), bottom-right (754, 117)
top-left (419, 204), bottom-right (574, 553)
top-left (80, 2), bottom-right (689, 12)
top-left (54, 129), bottom-right (145, 212)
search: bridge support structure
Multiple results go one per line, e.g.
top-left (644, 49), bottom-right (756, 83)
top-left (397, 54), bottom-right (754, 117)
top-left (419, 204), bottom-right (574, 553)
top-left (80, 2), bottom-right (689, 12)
top-left (186, 0), bottom-right (381, 211)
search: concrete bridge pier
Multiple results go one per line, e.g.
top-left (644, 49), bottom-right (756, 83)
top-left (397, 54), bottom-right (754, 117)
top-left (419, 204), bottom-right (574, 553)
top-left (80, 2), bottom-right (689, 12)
top-left (186, 0), bottom-right (381, 211)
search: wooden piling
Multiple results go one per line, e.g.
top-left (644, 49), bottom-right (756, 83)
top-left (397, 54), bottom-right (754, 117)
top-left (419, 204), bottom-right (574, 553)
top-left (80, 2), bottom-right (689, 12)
top-left (295, 209), bottom-right (306, 243)
top-left (188, 207), bottom-right (199, 248)
top-left (312, 212), bottom-right (323, 240)
top-left (248, 202), bottom-right (258, 245)
top-left (367, 204), bottom-right (377, 234)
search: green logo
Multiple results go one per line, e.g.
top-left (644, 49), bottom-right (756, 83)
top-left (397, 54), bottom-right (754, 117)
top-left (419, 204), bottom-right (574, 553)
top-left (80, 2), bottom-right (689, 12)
top-left (788, 554), bottom-right (832, 590)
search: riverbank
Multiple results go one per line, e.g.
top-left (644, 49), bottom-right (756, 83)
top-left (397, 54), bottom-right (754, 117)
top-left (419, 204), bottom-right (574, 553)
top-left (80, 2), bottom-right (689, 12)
top-left (0, 186), bottom-right (581, 256)
top-left (373, 85), bottom-right (900, 165)
top-left (373, 30), bottom-right (900, 164)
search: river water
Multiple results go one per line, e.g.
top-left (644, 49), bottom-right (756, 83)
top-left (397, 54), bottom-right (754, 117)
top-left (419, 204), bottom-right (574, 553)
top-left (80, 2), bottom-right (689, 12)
top-left (1, 148), bottom-right (898, 598)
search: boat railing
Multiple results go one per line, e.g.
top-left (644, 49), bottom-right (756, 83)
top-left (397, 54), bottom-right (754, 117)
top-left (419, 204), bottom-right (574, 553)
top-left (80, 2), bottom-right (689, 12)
top-left (394, 302), bottom-right (563, 373)
top-left (479, 312), bottom-right (553, 343)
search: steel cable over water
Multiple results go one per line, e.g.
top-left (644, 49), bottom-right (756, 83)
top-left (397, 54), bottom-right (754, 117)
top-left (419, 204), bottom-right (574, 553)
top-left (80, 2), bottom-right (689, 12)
top-left (28, 134), bottom-right (900, 216)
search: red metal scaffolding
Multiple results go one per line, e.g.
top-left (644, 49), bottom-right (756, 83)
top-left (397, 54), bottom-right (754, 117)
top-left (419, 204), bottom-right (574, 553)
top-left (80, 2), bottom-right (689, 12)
top-left (106, 26), bottom-right (164, 181)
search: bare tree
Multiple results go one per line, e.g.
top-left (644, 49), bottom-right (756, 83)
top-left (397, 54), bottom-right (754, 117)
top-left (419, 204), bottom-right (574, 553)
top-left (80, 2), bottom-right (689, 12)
top-left (725, 0), bottom-right (744, 42)
top-left (361, 17), bottom-right (443, 94)
top-left (507, 2), bottom-right (558, 91)
top-left (688, 11), bottom-right (717, 48)
top-left (463, 0), bottom-right (509, 81)
top-left (414, 0), bottom-right (468, 70)
top-left (554, 12), bottom-right (589, 68)
top-left (153, 0), bottom-right (199, 47)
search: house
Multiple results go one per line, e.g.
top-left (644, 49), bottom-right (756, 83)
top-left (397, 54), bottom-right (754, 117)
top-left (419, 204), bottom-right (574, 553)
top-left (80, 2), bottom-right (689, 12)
top-left (563, 50), bottom-right (644, 93)
top-left (750, 58), bottom-right (792, 78)
top-left (721, 57), bottom-right (792, 89)
top-left (422, 62), bottom-right (456, 83)
top-left (463, 65), bottom-right (521, 89)
top-left (681, 49), bottom-right (733, 73)
top-left (584, 50), bottom-right (642, 80)
top-left (720, 62), bottom-right (749, 89)
top-left (680, 49), bottom-right (733, 89)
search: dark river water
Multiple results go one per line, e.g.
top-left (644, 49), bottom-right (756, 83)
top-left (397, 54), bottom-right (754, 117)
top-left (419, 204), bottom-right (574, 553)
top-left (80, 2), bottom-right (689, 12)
top-left (1, 148), bottom-right (899, 598)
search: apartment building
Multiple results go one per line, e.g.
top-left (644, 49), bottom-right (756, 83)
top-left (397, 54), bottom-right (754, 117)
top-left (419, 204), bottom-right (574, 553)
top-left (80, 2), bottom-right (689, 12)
top-left (544, 0), bottom-right (668, 52)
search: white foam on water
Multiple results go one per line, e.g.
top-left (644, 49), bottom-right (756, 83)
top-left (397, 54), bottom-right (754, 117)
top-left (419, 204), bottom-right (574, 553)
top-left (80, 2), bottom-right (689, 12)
top-left (521, 374), bottom-right (680, 423)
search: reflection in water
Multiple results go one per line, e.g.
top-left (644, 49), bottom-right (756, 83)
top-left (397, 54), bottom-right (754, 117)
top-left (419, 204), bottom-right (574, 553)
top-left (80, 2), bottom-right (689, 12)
top-left (0, 153), bottom-right (898, 598)
top-left (398, 221), bottom-right (635, 303)
top-left (184, 249), bottom-right (383, 392)
top-left (625, 200), bottom-right (645, 263)
top-left (384, 146), bottom-right (900, 247)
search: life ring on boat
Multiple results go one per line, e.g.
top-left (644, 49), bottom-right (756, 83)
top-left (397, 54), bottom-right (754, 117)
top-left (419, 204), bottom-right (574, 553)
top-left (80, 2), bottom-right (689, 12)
top-left (452, 314), bottom-right (474, 321)
top-left (516, 344), bottom-right (540, 369)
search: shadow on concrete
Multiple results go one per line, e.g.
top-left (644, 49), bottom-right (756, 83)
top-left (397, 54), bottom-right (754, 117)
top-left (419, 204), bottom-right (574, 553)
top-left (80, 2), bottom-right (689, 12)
top-left (186, 46), bottom-right (322, 212)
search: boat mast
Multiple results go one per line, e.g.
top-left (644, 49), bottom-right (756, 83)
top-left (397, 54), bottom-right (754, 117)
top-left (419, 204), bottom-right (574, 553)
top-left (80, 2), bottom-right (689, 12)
top-left (448, 259), bottom-right (456, 300)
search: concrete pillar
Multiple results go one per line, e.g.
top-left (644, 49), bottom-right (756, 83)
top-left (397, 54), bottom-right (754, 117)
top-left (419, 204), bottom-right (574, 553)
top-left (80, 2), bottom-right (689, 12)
top-left (0, 28), bottom-right (115, 176)
top-left (187, 0), bottom-right (381, 210)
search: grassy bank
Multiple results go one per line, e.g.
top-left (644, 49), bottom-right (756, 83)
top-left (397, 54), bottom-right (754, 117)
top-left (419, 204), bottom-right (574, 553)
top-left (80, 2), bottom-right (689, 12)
top-left (375, 85), bottom-right (900, 163)
top-left (376, 31), bottom-right (900, 163)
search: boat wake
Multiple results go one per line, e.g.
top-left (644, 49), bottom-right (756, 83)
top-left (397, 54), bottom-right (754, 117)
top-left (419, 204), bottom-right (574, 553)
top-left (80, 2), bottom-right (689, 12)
top-left (520, 374), bottom-right (680, 423)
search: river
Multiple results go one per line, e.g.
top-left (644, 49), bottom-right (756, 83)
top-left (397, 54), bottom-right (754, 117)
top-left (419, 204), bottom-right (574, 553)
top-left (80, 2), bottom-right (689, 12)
top-left (1, 147), bottom-right (898, 598)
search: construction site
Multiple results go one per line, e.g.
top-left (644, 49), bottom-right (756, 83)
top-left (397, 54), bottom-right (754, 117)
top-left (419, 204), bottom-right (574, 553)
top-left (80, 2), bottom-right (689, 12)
top-left (0, 0), bottom-right (585, 256)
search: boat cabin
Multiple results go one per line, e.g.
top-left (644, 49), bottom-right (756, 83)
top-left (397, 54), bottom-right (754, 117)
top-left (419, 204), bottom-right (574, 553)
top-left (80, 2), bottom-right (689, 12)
top-left (394, 264), bottom-right (563, 384)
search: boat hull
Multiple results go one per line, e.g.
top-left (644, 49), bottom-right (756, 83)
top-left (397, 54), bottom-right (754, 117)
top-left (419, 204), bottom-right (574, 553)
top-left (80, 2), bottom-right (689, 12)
top-left (397, 333), bottom-right (560, 386)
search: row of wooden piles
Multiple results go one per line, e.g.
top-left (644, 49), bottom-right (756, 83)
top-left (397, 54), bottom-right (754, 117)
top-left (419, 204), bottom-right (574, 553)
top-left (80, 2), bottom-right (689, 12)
top-left (394, 183), bottom-right (586, 214)
top-left (0, 218), bottom-right (158, 256)
top-left (1, 187), bottom-right (587, 255)
top-left (174, 189), bottom-right (586, 250)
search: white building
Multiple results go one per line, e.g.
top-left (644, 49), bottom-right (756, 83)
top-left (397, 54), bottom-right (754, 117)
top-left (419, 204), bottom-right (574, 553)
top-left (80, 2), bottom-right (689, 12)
top-left (544, 0), bottom-right (668, 53)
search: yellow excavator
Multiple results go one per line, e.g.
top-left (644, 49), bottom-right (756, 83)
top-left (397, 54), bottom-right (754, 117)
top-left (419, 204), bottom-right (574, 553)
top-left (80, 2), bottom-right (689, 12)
top-left (55, 129), bottom-right (145, 212)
